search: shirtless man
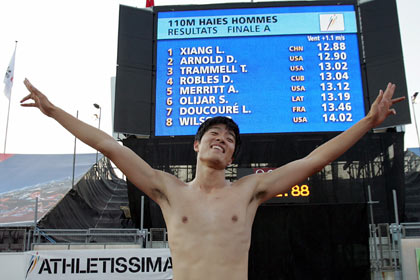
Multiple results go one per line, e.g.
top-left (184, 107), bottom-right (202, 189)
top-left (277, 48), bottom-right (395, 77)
top-left (21, 79), bottom-right (404, 280)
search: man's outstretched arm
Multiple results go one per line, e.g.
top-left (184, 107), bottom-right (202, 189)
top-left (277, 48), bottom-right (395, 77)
top-left (21, 79), bottom-right (170, 202)
top-left (254, 83), bottom-right (405, 203)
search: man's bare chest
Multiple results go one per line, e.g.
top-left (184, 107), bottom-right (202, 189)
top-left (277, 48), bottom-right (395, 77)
top-left (163, 186), bottom-right (257, 231)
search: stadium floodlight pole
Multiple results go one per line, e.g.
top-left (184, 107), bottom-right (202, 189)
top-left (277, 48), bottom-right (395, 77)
top-left (412, 92), bottom-right (420, 148)
top-left (93, 103), bottom-right (102, 166)
top-left (72, 110), bottom-right (79, 188)
top-left (33, 196), bottom-right (39, 244)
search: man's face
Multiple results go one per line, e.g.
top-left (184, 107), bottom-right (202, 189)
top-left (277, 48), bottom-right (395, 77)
top-left (194, 124), bottom-right (236, 169)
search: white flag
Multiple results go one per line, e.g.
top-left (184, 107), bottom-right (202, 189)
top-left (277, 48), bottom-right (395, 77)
top-left (3, 48), bottom-right (16, 100)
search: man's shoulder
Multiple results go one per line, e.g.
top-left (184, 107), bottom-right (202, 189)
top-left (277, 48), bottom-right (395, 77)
top-left (157, 169), bottom-right (188, 186)
top-left (232, 173), bottom-right (259, 188)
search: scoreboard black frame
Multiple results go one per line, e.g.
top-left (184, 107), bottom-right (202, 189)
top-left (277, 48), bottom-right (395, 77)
top-left (114, 0), bottom-right (410, 138)
top-left (151, 0), bottom-right (370, 137)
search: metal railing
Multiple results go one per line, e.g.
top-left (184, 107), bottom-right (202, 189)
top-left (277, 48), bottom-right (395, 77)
top-left (401, 222), bottom-right (420, 238)
top-left (369, 223), bottom-right (400, 271)
top-left (31, 228), bottom-right (147, 248)
top-left (369, 222), bottom-right (420, 279)
top-left (0, 228), bottom-right (28, 252)
top-left (0, 227), bottom-right (170, 252)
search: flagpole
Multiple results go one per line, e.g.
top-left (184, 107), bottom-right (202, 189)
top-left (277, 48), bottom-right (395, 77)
top-left (3, 41), bottom-right (17, 154)
top-left (3, 92), bottom-right (12, 154)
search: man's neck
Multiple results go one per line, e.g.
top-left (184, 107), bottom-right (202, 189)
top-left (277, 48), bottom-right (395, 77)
top-left (193, 161), bottom-right (228, 191)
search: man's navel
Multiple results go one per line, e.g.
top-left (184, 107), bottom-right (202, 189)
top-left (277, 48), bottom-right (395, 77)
top-left (182, 216), bottom-right (188, 223)
top-left (232, 215), bottom-right (238, 222)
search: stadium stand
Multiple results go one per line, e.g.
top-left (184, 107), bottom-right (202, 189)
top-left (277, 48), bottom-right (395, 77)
top-left (0, 154), bottom-right (135, 251)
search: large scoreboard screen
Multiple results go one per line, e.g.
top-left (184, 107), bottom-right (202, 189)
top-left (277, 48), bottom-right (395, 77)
top-left (154, 3), bottom-right (365, 136)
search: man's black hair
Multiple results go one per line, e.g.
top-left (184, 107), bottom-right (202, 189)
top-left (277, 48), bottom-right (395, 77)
top-left (195, 116), bottom-right (241, 159)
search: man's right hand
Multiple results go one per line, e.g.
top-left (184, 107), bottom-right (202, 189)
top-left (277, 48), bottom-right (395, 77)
top-left (21, 78), bottom-right (56, 117)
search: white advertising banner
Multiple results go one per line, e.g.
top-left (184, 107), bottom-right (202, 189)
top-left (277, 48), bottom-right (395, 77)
top-left (24, 248), bottom-right (172, 280)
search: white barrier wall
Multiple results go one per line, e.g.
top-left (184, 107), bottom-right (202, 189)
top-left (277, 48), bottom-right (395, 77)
top-left (0, 252), bottom-right (27, 280)
top-left (401, 238), bottom-right (420, 279)
top-left (0, 248), bottom-right (172, 280)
